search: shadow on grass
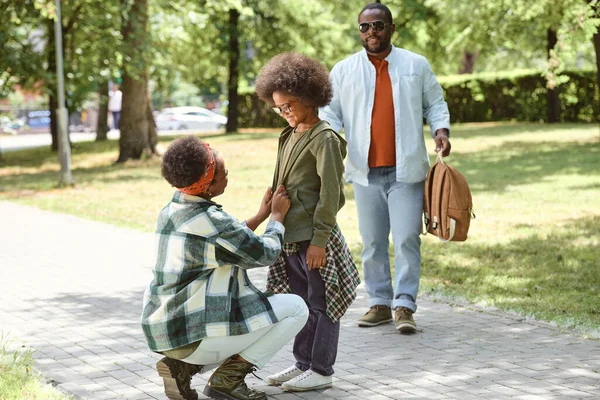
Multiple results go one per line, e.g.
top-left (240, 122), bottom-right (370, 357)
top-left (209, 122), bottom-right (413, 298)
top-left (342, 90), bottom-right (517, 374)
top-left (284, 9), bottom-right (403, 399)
top-left (0, 157), bottom-right (164, 194)
top-left (1, 140), bottom-right (120, 170)
top-left (1, 132), bottom-right (281, 171)
top-left (421, 215), bottom-right (600, 335)
top-left (2, 126), bottom-right (598, 196)
top-left (449, 122), bottom-right (596, 139)
top-left (442, 140), bottom-right (600, 193)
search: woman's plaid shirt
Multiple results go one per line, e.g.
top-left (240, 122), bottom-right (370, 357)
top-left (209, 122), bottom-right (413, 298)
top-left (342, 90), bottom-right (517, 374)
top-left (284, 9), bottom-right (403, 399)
top-left (266, 225), bottom-right (360, 323)
top-left (142, 192), bottom-right (285, 352)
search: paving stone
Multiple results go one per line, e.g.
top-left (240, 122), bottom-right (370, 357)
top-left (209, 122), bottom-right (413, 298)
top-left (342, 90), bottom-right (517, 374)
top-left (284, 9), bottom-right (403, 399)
top-left (2, 201), bottom-right (600, 400)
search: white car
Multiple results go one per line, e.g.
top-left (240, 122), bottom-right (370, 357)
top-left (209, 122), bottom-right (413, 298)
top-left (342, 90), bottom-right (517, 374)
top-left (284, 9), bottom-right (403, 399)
top-left (156, 106), bottom-right (227, 131)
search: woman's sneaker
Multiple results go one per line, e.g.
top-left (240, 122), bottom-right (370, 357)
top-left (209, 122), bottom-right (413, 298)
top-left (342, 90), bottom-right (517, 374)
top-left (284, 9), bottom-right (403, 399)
top-left (266, 365), bottom-right (304, 386)
top-left (281, 370), bottom-right (333, 392)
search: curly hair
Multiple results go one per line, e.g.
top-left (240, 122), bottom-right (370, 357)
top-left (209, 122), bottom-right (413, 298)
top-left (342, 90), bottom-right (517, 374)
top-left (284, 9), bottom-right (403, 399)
top-left (254, 52), bottom-right (332, 107)
top-left (161, 136), bottom-right (217, 188)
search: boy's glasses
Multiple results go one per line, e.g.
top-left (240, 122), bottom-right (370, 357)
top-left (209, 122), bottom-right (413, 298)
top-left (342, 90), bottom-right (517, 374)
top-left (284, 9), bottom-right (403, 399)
top-left (272, 101), bottom-right (297, 115)
top-left (358, 20), bottom-right (389, 33)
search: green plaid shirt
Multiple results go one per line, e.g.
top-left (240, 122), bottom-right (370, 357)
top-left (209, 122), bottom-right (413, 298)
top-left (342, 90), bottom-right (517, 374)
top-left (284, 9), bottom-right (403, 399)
top-left (142, 192), bottom-right (285, 352)
top-left (266, 225), bottom-right (360, 323)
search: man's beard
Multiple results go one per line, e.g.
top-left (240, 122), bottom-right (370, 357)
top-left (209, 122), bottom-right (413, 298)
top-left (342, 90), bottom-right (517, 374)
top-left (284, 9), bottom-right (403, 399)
top-left (361, 36), bottom-right (391, 54)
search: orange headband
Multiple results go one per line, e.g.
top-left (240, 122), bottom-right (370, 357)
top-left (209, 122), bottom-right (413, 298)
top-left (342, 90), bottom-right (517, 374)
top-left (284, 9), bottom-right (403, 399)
top-left (177, 143), bottom-right (216, 196)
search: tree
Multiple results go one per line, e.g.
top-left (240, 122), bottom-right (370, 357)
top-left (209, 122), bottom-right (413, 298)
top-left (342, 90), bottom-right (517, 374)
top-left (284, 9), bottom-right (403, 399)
top-left (589, 0), bottom-right (600, 114)
top-left (150, 0), bottom-right (365, 132)
top-left (226, 8), bottom-right (240, 133)
top-left (117, 0), bottom-right (157, 162)
top-left (96, 80), bottom-right (109, 140)
top-left (426, 0), bottom-right (599, 122)
top-left (1, 0), bottom-right (122, 150)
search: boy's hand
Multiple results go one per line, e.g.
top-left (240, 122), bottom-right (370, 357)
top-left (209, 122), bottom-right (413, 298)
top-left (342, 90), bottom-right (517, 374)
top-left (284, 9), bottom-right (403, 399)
top-left (257, 187), bottom-right (273, 220)
top-left (306, 244), bottom-right (326, 270)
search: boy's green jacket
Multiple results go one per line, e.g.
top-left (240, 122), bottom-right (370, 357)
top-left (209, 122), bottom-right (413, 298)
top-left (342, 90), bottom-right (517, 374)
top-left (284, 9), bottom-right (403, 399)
top-left (272, 120), bottom-right (347, 248)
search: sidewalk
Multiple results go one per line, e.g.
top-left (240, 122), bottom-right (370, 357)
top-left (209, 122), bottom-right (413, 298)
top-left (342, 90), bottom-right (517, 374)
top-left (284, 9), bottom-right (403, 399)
top-left (1, 201), bottom-right (599, 400)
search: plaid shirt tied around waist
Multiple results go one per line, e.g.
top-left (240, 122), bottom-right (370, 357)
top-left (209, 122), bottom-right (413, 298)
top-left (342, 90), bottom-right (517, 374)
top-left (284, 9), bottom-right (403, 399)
top-left (266, 224), bottom-right (360, 323)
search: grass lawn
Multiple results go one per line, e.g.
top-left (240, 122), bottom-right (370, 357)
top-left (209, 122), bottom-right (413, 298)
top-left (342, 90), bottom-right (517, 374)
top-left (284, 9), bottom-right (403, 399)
top-left (1, 122), bottom-right (599, 338)
top-left (0, 335), bottom-right (72, 400)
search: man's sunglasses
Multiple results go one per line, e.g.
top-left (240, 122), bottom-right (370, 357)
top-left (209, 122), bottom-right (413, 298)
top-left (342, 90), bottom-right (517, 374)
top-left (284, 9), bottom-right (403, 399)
top-left (272, 100), bottom-right (297, 115)
top-left (358, 20), bottom-right (389, 34)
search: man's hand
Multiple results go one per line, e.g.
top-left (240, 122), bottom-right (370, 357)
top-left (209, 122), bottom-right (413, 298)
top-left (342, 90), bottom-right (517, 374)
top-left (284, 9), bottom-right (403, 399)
top-left (306, 244), bottom-right (326, 270)
top-left (434, 128), bottom-right (451, 157)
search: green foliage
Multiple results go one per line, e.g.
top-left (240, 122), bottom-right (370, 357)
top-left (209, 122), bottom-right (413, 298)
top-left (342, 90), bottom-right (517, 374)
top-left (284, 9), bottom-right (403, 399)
top-left (148, 0), bottom-right (365, 105)
top-left (0, 334), bottom-right (72, 399)
top-left (425, 0), bottom-right (600, 75)
top-left (1, 0), bottom-right (121, 111)
top-left (237, 92), bottom-right (281, 128)
top-left (232, 70), bottom-right (599, 127)
top-left (440, 70), bottom-right (599, 122)
top-left (0, 1), bottom-right (48, 97)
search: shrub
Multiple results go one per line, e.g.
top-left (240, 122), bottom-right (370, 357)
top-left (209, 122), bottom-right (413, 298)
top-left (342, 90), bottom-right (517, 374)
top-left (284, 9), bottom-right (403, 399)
top-left (236, 70), bottom-right (599, 127)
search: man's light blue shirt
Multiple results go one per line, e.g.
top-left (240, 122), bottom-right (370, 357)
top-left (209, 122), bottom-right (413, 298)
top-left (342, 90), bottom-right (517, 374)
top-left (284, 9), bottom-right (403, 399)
top-left (319, 45), bottom-right (450, 186)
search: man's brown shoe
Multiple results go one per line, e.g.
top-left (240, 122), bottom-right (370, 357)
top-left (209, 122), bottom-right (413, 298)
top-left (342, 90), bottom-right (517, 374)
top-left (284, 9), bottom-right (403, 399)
top-left (394, 307), bottom-right (417, 333)
top-left (357, 305), bottom-right (393, 327)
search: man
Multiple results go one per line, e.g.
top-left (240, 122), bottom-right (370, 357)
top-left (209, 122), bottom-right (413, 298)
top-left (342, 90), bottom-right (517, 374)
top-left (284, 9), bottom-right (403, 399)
top-left (108, 84), bottom-right (122, 130)
top-left (319, 2), bottom-right (451, 333)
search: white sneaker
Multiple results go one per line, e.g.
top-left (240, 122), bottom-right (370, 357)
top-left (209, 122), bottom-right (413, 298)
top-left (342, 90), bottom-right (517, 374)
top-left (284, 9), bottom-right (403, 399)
top-left (266, 365), bottom-right (304, 386)
top-left (281, 369), bottom-right (333, 392)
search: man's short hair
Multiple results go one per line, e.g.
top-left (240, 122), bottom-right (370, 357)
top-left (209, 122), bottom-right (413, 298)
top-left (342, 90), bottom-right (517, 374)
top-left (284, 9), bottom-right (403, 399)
top-left (359, 3), bottom-right (393, 24)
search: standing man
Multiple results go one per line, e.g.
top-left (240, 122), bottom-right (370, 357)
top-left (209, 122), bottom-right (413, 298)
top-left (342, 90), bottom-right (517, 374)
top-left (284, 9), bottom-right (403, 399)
top-left (319, 2), bottom-right (451, 333)
top-left (108, 83), bottom-right (122, 131)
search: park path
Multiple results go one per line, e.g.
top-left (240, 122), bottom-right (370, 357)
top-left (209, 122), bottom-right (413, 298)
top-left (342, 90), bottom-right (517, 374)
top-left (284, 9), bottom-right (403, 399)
top-left (0, 201), bottom-right (599, 399)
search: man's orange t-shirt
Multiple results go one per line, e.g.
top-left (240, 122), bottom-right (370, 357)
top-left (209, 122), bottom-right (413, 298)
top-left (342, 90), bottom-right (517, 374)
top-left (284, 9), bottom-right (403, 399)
top-left (368, 55), bottom-right (396, 168)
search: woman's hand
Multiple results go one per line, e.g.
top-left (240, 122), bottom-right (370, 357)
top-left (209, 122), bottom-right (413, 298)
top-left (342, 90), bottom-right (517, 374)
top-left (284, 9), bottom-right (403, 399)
top-left (256, 187), bottom-right (273, 221)
top-left (271, 185), bottom-right (290, 223)
top-left (306, 244), bottom-right (326, 270)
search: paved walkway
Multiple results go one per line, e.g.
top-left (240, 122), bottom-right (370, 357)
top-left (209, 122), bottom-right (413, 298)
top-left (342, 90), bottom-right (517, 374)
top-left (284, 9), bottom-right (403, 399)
top-left (1, 201), bottom-right (599, 400)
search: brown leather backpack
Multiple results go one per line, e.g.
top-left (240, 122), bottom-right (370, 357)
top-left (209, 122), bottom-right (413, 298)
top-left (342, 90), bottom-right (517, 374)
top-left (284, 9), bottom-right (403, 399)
top-left (423, 153), bottom-right (475, 241)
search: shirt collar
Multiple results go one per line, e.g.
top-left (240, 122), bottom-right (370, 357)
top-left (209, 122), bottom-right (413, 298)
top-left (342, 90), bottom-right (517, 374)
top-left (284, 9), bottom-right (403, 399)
top-left (361, 45), bottom-right (395, 62)
top-left (172, 190), bottom-right (221, 207)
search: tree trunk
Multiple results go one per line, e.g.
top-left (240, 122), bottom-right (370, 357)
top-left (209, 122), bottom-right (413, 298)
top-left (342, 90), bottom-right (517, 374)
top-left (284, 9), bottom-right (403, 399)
top-left (146, 91), bottom-right (158, 154)
top-left (96, 80), bottom-right (109, 141)
top-left (458, 50), bottom-right (479, 74)
top-left (546, 27), bottom-right (560, 123)
top-left (118, 72), bottom-right (150, 162)
top-left (47, 20), bottom-right (59, 151)
top-left (49, 94), bottom-right (59, 151)
top-left (226, 8), bottom-right (240, 134)
top-left (593, 27), bottom-right (600, 122)
top-left (117, 0), bottom-right (157, 162)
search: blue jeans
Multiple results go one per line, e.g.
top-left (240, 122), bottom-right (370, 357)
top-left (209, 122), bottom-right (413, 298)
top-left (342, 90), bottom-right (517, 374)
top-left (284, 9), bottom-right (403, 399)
top-left (111, 111), bottom-right (121, 130)
top-left (353, 166), bottom-right (424, 312)
top-left (286, 241), bottom-right (339, 376)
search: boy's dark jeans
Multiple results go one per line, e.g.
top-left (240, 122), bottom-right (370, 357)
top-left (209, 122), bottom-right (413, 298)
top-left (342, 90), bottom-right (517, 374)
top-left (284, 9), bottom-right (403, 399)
top-left (285, 241), bottom-right (340, 376)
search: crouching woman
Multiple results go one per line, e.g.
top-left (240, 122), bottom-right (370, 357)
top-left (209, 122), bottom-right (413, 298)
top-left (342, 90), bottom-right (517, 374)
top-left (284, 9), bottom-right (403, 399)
top-left (141, 136), bottom-right (309, 400)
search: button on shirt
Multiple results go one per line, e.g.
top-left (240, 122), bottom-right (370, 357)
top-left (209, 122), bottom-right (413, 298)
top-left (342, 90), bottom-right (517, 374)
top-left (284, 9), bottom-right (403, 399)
top-left (319, 46), bottom-right (450, 185)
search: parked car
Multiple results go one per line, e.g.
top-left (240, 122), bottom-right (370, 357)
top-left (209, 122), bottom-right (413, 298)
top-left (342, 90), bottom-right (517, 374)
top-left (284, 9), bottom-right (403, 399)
top-left (156, 106), bottom-right (227, 131)
top-left (0, 116), bottom-right (28, 135)
top-left (27, 110), bottom-right (51, 128)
